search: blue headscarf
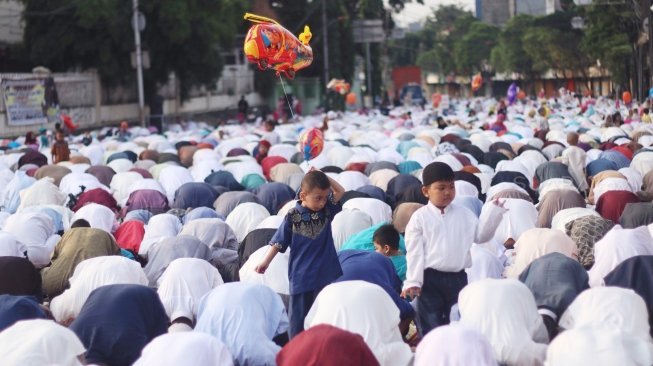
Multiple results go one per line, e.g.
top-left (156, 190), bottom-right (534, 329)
top-left (0, 295), bottom-right (46, 331)
top-left (586, 158), bottom-right (618, 177)
top-left (398, 160), bottom-right (422, 175)
top-left (254, 182), bottom-right (295, 215)
top-left (171, 182), bottom-right (220, 210)
top-left (184, 207), bottom-right (223, 224)
top-left (70, 284), bottom-right (168, 366)
top-left (336, 250), bottom-right (414, 320)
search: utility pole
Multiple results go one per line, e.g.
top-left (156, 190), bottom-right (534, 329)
top-left (321, 0), bottom-right (329, 110)
top-left (132, 0), bottom-right (145, 127)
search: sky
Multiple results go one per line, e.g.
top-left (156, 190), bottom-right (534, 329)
top-left (392, 0), bottom-right (476, 27)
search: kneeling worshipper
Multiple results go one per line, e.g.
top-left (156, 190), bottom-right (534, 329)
top-left (70, 284), bottom-right (168, 366)
top-left (305, 280), bottom-right (413, 366)
top-left (0, 319), bottom-right (86, 366)
top-left (458, 278), bottom-right (549, 366)
top-left (134, 332), bottom-right (234, 366)
top-left (41, 227), bottom-right (121, 299)
top-left (414, 323), bottom-right (497, 366)
top-left (276, 324), bottom-right (380, 366)
top-left (194, 282), bottom-right (288, 366)
top-left (0, 295), bottom-right (47, 331)
top-left (156, 258), bottom-right (223, 332)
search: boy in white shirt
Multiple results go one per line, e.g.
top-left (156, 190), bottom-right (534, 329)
top-left (402, 162), bottom-right (507, 335)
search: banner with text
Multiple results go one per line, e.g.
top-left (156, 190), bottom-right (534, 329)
top-left (2, 77), bottom-right (59, 126)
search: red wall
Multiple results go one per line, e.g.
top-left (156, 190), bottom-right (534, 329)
top-left (392, 66), bottom-right (421, 93)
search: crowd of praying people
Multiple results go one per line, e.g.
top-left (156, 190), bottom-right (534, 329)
top-left (0, 93), bottom-right (653, 365)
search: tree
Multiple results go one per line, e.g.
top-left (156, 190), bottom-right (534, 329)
top-left (21, 0), bottom-right (247, 99)
top-left (490, 15), bottom-right (535, 76)
top-left (453, 21), bottom-right (498, 75)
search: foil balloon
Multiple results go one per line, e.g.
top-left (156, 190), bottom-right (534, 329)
top-left (622, 91), bottom-right (632, 104)
top-left (60, 114), bottom-right (78, 132)
top-left (326, 79), bottom-right (351, 95)
top-left (471, 73), bottom-right (482, 92)
top-left (299, 128), bottom-right (324, 161)
top-left (507, 83), bottom-right (518, 105)
top-left (517, 90), bottom-right (526, 100)
top-left (243, 13), bottom-right (313, 79)
top-left (431, 93), bottom-right (442, 108)
top-left (345, 92), bottom-right (357, 106)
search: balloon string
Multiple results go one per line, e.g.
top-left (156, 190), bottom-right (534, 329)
top-left (279, 75), bottom-right (296, 120)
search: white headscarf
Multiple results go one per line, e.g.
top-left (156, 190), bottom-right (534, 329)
top-left (225, 202), bottom-right (270, 243)
top-left (0, 319), bottom-right (86, 366)
top-left (496, 159), bottom-right (533, 187)
top-left (59, 172), bottom-right (108, 197)
top-left (369, 169), bottom-right (400, 192)
top-left (305, 281), bottom-right (413, 366)
top-left (458, 278), bottom-right (548, 366)
top-left (71, 203), bottom-right (117, 234)
top-left (0, 171), bottom-right (36, 214)
top-left (486, 182), bottom-right (530, 202)
top-left (593, 177), bottom-right (632, 203)
top-left (515, 150), bottom-right (548, 182)
top-left (190, 160), bottom-right (224, 182)
top-left (2, 212), bottom-right (60, 268)
top-left (559, 287), bottom-right (651, 342)
top-left (157, 258), bottom-right (223, 322)
top-left (560, 146), bottom-right (588, 191)
top-left (194, 282), bottom-right (288, 366)
top-left (256, 215), bottom-right (284, 230)
top-left (134, 332), bottom-right (234, 366)
top-left (110, 171), bottom-right (143, 205)
top-left (0, 231), bottom-right (26, 258)
top-left (342, 198), bottom-right (392, 226)
top-left (631, 150), bottom-right (653, 177)
top-left (139, 213), bottom-right (182, 257)
top-left (550, 207), bottom-right (600, 232)
top-left (455, 180), bottom-right (479, 198)
top-left (415, 323), bottom-right (498, 366)
top-left (505, 228), bottom-right (577, 278)
top-left (158, 165), bottom-right (193, 202)
top-left (50, 256), bottom-right (148, 322)
top-left (337, 171), bottom-right (371, 191)
top-left (107, 158), bottom-right (134, 173)
top-left (239, 245), bottom-right (289, 295)
top-left (489, 198), bottom-right (538, 244)
top-left (17, 177), bottom-right (66, 210)
top-left (538, 178), bottom-right (579, 201)
top-left (619, 167), bottom-right (643, 192)
top-left (588, 225), bottom-right (653, 287)
top-left (332, 209), bottom-right (375, 250)
top-left (466, 244), bottom-right (505, 283)
top-left (545, 324), bottom-right (653, 366)
top-left (179, 218), bottom-right (238, 250)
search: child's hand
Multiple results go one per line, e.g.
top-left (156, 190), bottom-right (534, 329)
top-left (254, 263), bottom-right (268, 274)
top-left (401, 287), bottom-right (421, 301)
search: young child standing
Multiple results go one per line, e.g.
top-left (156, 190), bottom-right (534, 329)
top-left (373, 224), bottom-right (407, 281)
top-left (256, 169), bottom-right (345, 338)
top-left (50, 130), bottom-right (70, 164)
top-left (402, 162), bottom-right (507, 336)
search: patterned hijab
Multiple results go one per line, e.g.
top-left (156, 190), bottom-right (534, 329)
top-left (565, 215), bottom-right (615, 269)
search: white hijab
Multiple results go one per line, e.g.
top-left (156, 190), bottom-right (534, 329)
top-left (342, 198), bottom-right (393, 226)
top-left (505, 228), bottom-right (578, 278)
top-left (110, 171), bottom-right (143, 205)
top-left (559, 287), bottom-right (651, 342)
top-left (179, 218), bottom-right (238, 250)
top-left (305, 280), bottom-right (413, 366)
top-left (560, 146), bottom-right (588, 191)
top-left (225, 202), bottom-right (270, 243)
top-left (332, 209), bottom-right (374, 250)
top-left (545, 324), bottom-right (653, 366)
top-left (2, 212), bottom-right (60, 268)
top-left (415, 323), bottom-right (498, 366)
top-left (50, 256), bottom-right (148, 322)
top-left (466, 244), bottom-right (505, 283)
top-left (369, 169), bottom-right (400, 192)
top-left (550, 207), bottom-right (599, 232)
top-left (337, 171), bottom-right (371, 191)
top-left (619, 167), bottom-right (643, 192)
top-left (134, 333), bottom-right (234, 366)
top-left (59, 172), bottom-right (108, 197)
top-left (0, 319), bottom-right (86, 366)
top-left (588, 225), bottom-right (653, 287)
top-left (0, 231), bottom-right (26, 258)
top-left (158, 165), bottom-right (193, 202)
top-left (17, 177), bottom-right (66, 210)
top-left (458, 278), bottom-right (548, 366)
top-left (139, 213), bottom-right (182, 257)
top-left (239, 245), bottom-right (290, 295)
top-left (71, 203), bottom-right (117, 234)
top-left (157, 258), bottom-right (223, 322)
top-left (593, 176), bottom-right (632, 202)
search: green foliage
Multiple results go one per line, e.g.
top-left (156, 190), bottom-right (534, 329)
top-left (491, 15), bottom-right (534, 75)
top-left (453, 21), bottom-right (498, 74)
top-left (21, 0), bottom-right (247, 99)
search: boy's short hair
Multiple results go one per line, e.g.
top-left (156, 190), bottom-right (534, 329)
top-left (422, 162), bottom-right (454, 186)
top-left (373, 224), bottom-right (400, 250)
top-left (301, 170), bottom-right (330, 192)
top-left (71, 219), bottom-right (90, 228)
